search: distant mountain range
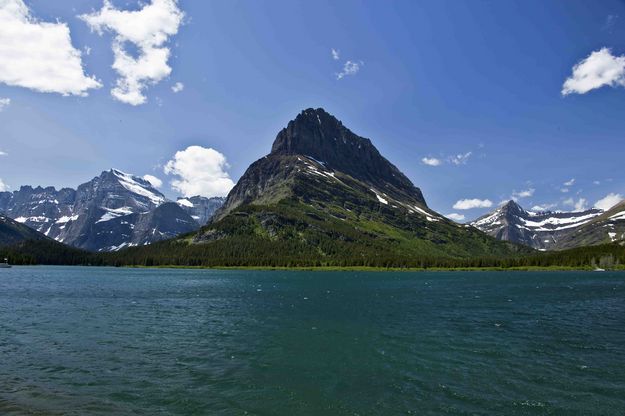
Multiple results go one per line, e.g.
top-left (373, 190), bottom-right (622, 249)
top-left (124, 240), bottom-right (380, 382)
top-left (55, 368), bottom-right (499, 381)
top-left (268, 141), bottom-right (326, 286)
top-left (0, 169), bottom-right (224, 252)
top-left (110, 108), bottom-right (528, 267)
top-left (471, 200), bottom-right (625, 250)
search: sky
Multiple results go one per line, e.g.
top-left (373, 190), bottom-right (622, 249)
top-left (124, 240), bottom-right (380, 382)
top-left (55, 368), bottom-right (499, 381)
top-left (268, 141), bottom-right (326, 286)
top-left (1, 0), bottom-right (624, 221)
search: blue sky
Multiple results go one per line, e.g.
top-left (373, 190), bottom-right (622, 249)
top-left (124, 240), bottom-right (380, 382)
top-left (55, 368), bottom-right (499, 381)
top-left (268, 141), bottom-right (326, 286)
top-left (1, 0), bottom-right (624, 220)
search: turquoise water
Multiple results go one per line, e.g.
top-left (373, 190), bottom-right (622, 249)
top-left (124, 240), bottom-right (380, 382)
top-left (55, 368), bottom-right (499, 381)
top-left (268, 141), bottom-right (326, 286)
top-left (1, 267), bottom-right (624, 415)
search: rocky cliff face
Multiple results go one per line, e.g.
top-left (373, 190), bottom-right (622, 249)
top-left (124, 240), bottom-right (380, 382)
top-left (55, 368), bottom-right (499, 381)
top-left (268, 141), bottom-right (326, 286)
top-left (471, 200), bottom-right (610, 250)
top-left (0, 169), bottom-right (210, 252)
top-left (215, 108), bottom-right (428, 221)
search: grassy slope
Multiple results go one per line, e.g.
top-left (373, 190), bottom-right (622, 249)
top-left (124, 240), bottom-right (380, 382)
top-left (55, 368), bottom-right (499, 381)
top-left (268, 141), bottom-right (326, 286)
top-left (104, 193), bottom-right (530, 268)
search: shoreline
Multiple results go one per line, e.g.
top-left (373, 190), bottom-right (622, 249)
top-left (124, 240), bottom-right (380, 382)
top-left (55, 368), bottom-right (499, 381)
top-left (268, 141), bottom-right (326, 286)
top-left (11, 264), bottom-right (625, 272)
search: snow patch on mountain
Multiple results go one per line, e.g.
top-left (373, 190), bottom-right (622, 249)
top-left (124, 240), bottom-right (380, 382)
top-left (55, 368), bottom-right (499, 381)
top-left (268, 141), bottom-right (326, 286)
top-left (111, 169), bottom-right (165, 206)
top-left (96, 207), bottom-right (134, 223)
top-left (177, 198), bottom-right (194, 208)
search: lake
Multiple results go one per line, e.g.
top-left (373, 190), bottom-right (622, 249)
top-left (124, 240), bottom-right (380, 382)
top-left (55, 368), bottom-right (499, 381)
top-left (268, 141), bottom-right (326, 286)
top-left (0, 267), bottom-right (624, 415)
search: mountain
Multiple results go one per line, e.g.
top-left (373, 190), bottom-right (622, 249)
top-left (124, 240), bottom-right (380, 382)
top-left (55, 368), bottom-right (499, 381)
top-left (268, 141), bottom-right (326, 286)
top-left (470, 200), bottom-right (622, 250)
top-left (176, 196), bottom-right (225, 225)
top-left (110, 108), bottom-right (528, 267)
top-left (0, 169), bottom-right (214, 252)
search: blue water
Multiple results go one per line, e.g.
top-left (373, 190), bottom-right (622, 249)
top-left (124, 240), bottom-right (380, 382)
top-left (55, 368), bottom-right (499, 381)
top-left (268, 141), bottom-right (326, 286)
top-left (0, 267), bottom-right (624, 415)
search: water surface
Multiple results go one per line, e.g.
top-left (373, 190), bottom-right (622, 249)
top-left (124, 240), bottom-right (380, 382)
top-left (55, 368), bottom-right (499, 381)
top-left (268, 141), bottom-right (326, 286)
top-left (1, 267), bottom-right (624, 415)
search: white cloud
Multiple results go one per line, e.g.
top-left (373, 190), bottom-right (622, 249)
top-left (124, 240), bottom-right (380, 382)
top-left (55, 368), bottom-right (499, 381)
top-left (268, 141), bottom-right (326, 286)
top-left (0, 150), bottom-right (7, 156)
top-left (164, 145), bottom-right (235, 197)
top-left (331, 48), bottom-right (340, 60)
top-left (562, 48), bottom-right (625, 96)
top-left (563, 197), bottom-right (588, 212)
top-left (0, 97), bottom-right (10, 111)
top-left (594, 193), bottom-right (623, 211)
top-left (0, 0), bottom-right (101, 96)
top-left (560, 188), bottom-right (570, 193)
top-left (531, 203), bottom-right (557, 212)
top-left (171, 81), bottom-right (184, 93)
top-left (448, 152), bottom-right (472, 165)
top-left (81, 0), bottom-right (184, 105)
top-left (421, 157), bottom-right (442, 167)
top-left (511, 188), bottom-right (535, 200)
top-left (142, 174), bottom-right (163, 188)
top-left (0, 178), bottom-right (8, 192)
top-left (445, 213), bottom-right (465, 222)
top-left (336, 60), bottom-right (363, 80)
top-left (563, 178), bottom-right (575, 186)
top-left (453, 198), bottom-right (493, 210)
top-left (593, 180), bottom-right (601, 185)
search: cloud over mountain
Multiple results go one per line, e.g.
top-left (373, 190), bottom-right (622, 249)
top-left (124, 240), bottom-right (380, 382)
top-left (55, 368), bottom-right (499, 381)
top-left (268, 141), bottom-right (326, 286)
top-left (164, 146), bottom-right (235, 198)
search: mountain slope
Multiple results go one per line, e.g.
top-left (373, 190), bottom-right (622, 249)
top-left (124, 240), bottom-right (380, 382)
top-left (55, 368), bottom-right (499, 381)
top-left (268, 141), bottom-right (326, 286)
top-left (470, 200), bottom-right (618, 250)
top-left (0, 213), bottom-right (95, 265)
top-left (0, 213), bottom-right (48, 246)
top-left (554, 200), bottom-right (625, 249)
top-left (111, 108), bottom-right (528, 267)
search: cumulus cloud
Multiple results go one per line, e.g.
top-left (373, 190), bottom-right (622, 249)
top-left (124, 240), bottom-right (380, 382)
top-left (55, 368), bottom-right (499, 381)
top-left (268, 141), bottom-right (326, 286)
top-left (0, 178), bottom-right (8, 192)
top-left (594, 193), bottom-right (623, 211)
top-left (448, 152), bottom-right (472, 165)
top-left (563, 197), bottom-right (588, 212)
top-left (164, 146), bottom-right (235, 197)
top-left (0, 0), bottom-right (100, 96)
top-left (143, 174), bottom-right (163, 188)
top-left (563, 178), bottom-right (575, 187)
top-left (421, 157), bottom-right (442, 167)
top-left (0, 97), bottom-right (10, 111)
top-left (336, 60), bottom-right (363, 80)
top-left (81, 0), bottom-right (184, 105)
top-left (562, 48), bottom-right (625, 96)
top-left (331, 48), bottom-right (340, 60)
top-left (0, 150), bottom-right (7, 156)
top-left (171, 81), bottom-right (184, 93)
top-left (511, 188), bottom-right (535, 200)
top-left (445, 213), bottom-right (466, 222)
top-left (453, 198), bottom-right (493, 210)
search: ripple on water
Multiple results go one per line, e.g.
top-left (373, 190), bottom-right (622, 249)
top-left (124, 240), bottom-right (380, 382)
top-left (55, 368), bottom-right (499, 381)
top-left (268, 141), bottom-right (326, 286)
top-left (0, 267), bottom-right (624, 415)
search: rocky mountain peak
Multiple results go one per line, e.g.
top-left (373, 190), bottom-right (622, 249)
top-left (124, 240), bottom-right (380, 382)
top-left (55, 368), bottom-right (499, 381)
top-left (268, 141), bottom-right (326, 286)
top-left (269, 108), bottom-right (426, 207)
top-left (499, 200), bottom-right (526, 217)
